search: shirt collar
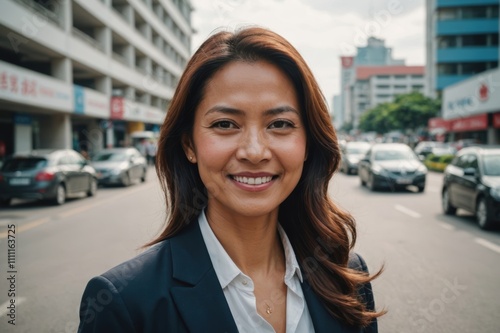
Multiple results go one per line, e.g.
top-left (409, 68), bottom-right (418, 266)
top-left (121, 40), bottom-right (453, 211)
top-left (198, 210), bottom-right (304, 289)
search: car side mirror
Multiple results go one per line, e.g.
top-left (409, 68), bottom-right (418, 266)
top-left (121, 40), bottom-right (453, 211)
top-left (463, 167), bottom-right (476, 177)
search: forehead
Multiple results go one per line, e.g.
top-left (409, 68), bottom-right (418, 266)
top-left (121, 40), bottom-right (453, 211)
top-left (198, 60), bottom-right (300, 113)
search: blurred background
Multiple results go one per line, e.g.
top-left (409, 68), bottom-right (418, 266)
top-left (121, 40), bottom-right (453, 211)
top-left (0, 0), bottom-right (499, 332)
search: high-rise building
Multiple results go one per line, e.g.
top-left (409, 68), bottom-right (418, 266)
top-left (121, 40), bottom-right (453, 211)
top-left (426, 0), bottom-right (499, 98)
top-left (0, 0), bottom-right (193, 156)
top-left (336, 37), bottom-right (419, 130)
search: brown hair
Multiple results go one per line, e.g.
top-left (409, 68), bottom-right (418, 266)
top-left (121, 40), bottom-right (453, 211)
top-left (149, 27), bottom-right (384, 327)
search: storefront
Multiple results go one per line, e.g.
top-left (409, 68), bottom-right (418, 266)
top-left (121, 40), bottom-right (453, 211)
top-left (433, 67), bottom-right (500, 145)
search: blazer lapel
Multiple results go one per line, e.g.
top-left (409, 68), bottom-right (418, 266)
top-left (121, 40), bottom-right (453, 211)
top-left (169, 220), bottom-right (238, 333)
top-left (302, 280), bottom-right (360, 333)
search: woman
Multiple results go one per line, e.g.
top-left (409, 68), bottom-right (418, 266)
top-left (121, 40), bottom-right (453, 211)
top-left (78, 27), bottom-right (384, 333)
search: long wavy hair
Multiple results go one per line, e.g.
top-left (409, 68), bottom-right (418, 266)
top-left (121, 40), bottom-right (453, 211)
top-left (148, 27), bottom-right (384, 327)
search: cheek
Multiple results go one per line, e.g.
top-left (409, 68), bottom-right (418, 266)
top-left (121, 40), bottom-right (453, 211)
top-left (194, 134), bottom-right (235, 170)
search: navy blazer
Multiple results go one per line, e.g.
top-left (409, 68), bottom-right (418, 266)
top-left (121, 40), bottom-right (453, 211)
top-left (78, 219), bottom-right (377, 332)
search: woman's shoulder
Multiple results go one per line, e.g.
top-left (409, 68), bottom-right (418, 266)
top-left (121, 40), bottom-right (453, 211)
top-left (348, 252), bottom-right (369, 273)
top-left (99, 240), bottom-right (172, 288)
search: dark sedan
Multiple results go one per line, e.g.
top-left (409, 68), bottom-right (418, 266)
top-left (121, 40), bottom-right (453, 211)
top-left (442, 146), bottom-right (500, 230)
top-left (0, 149), bottom-right (97, 206)
top-left (91, 148), bottom-right (147, 186)
top-left (358, 143), bottom-right (427, 192)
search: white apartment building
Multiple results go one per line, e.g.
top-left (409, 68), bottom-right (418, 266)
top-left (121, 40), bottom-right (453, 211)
top-left (0, 0), bottom-right (193, 157)
top-left (349, 66), bottom-right (425, 128)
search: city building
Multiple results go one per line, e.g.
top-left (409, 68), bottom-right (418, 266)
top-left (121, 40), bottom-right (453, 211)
top-left (335, 37), bottom-right (424, 130)
top-left (426, 0), bottom-right (499, 98)
top-left (428, 66), bottom-right (500, 145)
top-left (0, 0), bottom-right (193, 157)
top-left (349, 66), bottom-right (425, 128)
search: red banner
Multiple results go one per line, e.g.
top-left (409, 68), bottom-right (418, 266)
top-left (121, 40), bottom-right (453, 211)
top-left (110, 97), bottom-right (124, 120)
top-left (450, 114), bottom-right (488, 132)
top-left (428, 117), bottom-right (451, 131)
top-left (493, 113), bottom-right (500, 129)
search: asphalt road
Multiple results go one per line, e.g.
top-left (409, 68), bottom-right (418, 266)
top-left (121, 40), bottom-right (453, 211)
top-left (0, 167), bottom-right (499, 332)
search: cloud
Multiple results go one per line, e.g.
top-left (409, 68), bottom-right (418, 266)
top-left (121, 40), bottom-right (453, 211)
top-left (190, 0), bottom-right (426, 109)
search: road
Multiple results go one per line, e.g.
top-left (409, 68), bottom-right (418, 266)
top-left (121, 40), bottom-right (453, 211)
top-left (0, 167), bottom-right (499, 332)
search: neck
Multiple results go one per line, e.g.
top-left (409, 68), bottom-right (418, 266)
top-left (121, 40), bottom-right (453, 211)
top-left (205, 206), bottom-right (285, 276)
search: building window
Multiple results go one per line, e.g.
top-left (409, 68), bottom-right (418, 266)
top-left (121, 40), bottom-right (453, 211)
top-left (437, 8), bottom-right (459, 20)
top-left (394, 75), bottom-right (406, 79)
top-left (376, 85), bottom-right (390, 89)
top-left (462, 62), bottom-right (488, 75)
top-left (394, 85), bottom-right (407, 89)
top-left (375, 75), bottom-right (390, 79)
top-left (462, 6), bottom-right (488, 19)
top-left (462, 34), bottom-right (488, 47)
top-left (411, 75), bottom-right (423, 79)
top-left (438, 63), bottom-right (458, 75)
top-left (438, 36), bottom-right (457, 48)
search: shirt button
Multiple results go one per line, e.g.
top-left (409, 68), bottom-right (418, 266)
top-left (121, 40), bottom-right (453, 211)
top-left (242, 280), bottom-right (248, 285)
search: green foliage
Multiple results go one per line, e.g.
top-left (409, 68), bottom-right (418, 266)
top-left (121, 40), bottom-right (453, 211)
top-left (358, 92), bottom-right (440, 134)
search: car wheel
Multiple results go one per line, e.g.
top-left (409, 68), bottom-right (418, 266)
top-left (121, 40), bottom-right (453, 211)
top-left (53, 184), bottom-right (66, 205)
top-left (141, 169), bottom-right (147, 183)
top-left (87, 178), bottom-right (97, 197)
top-left (360, 175), bottom-right (366, 186)
top-left (476, 197), bottom-right (495, 230)
top-left (442, 188), bottom-right (456, 215)
top-left (367, 174), bottom-right (377, 191)
top-left (418, 185), bottom-right (425, 193)
top-left (0, 198), bottom-right (11, 207)
top-left (122, 173), bottom-right (131, 187)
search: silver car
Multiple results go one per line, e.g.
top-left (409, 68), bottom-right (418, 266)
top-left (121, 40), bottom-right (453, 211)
top-left (91, 148), bottom-right (147, 186)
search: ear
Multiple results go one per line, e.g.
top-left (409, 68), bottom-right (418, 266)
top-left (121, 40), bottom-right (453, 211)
top-left (181, 134), bottom-right (197, 163)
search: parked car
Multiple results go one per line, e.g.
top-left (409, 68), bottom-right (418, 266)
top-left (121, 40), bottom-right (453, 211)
top-left (442, 146), bottom-right (500, 230)
top-left (340, 141), bottom-right (371, 174)
top-left (91, 148), bottom-right (147, 186)
top-left (358, 143), bottom-right (427, 192)
top-left (414, 141), bottom-right (437, 160)
top-left (0, 149), bottom-right (97, 206)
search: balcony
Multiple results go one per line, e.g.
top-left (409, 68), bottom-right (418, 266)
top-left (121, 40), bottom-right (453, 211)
top-left (18, 0), bottom-right (63, 27)
top-left (72, 27), bottom-right (104, 53)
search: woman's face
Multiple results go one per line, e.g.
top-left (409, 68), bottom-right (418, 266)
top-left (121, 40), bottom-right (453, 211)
top-left (185, 60), bottom-right (307, 218)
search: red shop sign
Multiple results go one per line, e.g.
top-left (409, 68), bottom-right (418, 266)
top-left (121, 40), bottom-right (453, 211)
top-left (450, 114), bottom-right (488, 132)
top-left (110, 97), bottom-right (124, 120)
top-left (428, 117), bottom-right (451, 131)
top-left (493, 113), bottom-right (500, 129)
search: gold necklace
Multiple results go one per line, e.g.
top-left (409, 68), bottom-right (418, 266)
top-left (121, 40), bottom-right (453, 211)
top-left (264, 300), bottom-right (273, 315)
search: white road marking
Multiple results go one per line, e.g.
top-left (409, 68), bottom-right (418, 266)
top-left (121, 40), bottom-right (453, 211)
top-left (0, 297), bottom-right (26, 318)
top-left (394, 205), bottom-right (421, 218)
top-left (439, 223), bottom-right (455, 230)
top-left (475, 238), bottom-right (500, 254)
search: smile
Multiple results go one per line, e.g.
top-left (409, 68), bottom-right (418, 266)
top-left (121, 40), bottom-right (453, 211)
top-left (231, 176), bottom-right (273, 185)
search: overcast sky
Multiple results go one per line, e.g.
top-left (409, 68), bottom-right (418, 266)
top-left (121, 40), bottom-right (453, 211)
top-left (189, 0), bottom-right (426, 110)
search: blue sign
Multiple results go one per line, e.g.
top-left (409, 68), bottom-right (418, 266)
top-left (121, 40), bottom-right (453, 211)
top-left (73, 85), bottom-right (85, 114)
top-left (13, 114), bottom-right (32, 125)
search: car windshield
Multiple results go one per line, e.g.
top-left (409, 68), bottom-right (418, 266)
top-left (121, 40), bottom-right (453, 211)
top-left (1, 158), bottom-right (48, 171)
top-left (346, 147), bottom-right (370, 154)
top-left (483, 155), bottom-right (500, 176)
top-left (92, 152), bottom-right (128, 162)
top-left (374, 149), bottom-right (415, 161)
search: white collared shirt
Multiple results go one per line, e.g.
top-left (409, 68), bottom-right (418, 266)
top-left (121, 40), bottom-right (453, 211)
top-left (198, 210), bottom-right (315, 333)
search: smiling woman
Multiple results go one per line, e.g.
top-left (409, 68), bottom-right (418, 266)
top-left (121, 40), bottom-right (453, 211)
top-left (78, 27), bottom-right (385, 333)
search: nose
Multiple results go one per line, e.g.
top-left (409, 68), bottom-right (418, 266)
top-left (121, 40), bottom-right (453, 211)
top-left (235, 128), bottom-right (272, 163)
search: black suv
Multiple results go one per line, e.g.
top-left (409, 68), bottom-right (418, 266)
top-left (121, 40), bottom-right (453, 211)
top-left (442, 146), bottom-right (500, 230)
top-left (0, 149), bottom-right (98, 206)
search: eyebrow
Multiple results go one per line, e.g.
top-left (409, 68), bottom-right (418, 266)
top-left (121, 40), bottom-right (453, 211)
top-left (204, 105), bottom-right (300, 117)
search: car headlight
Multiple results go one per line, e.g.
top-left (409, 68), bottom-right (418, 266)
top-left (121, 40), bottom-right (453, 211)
top-left (372, 165), bottom-right (387, 175)
top-left (417, 164), bottom-right (428, 174)
top-left (491, 187), bottom-right (500, 200)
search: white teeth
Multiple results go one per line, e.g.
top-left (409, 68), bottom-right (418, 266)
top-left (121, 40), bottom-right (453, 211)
top-left (233, 176), bottom-right (273, 185)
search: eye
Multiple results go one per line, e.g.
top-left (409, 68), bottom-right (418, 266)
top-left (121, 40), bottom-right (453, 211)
top-left (269, 120), bottom-right (294, 129)
top-left (211, 120), bottom-right (237, 129)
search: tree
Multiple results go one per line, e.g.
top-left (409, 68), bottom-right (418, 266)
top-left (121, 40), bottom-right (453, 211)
top-left (358, 92), bottom-right (440, 134)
